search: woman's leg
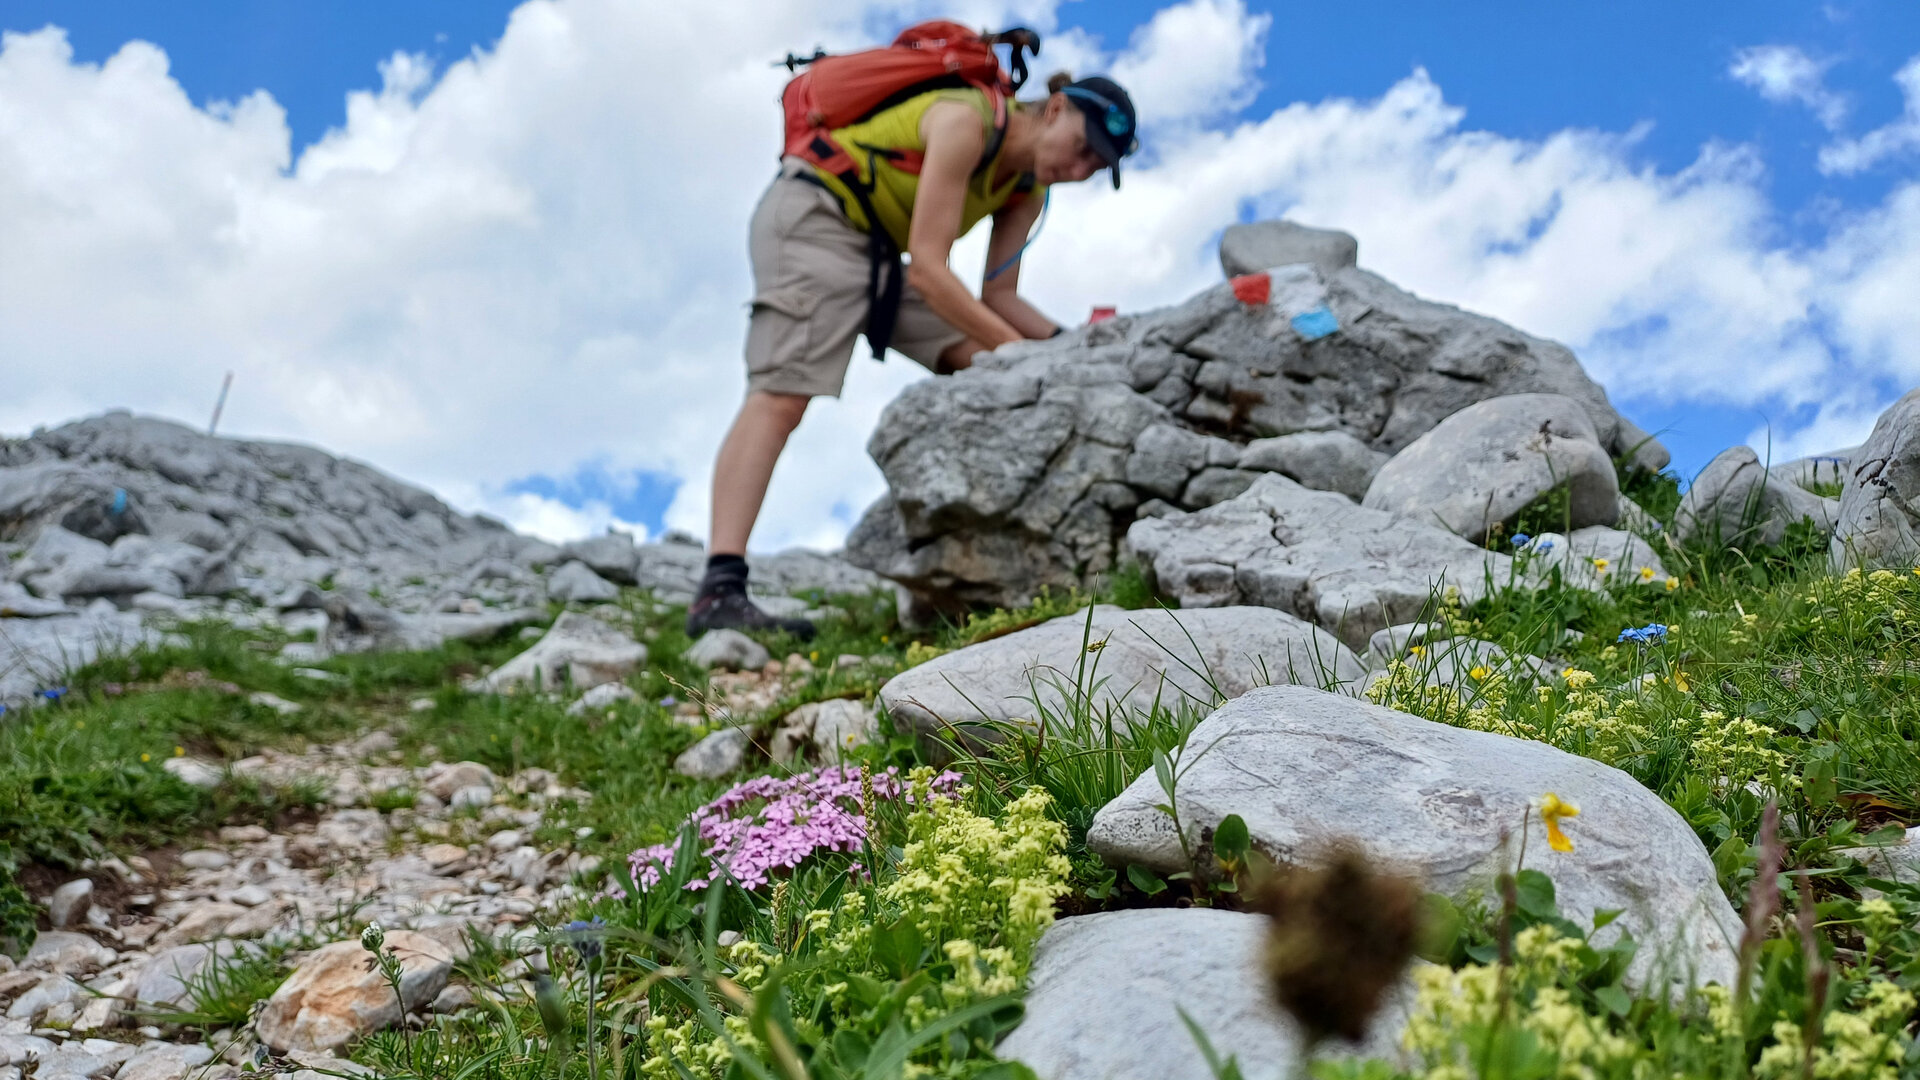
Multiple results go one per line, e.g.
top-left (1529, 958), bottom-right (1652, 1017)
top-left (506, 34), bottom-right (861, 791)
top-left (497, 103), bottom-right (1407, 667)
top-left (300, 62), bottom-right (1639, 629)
top-left (936, 337), bottom-right (990, 374)
top-left (709, 390), bottom-right (811, 555)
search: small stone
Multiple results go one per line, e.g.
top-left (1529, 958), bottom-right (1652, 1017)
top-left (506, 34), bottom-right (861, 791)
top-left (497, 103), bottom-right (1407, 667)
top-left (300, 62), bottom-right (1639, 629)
top-left (674, 727), bottom-right (749, 779)
top-left (4, 977), bottom-right (82, 1023)
top-left (248, 691), bottom-right (302, 715)
top-left (429, 985), bottom-right (473, 1014)
top-left (228, 884), bottom-right (273, 907)
top-left (114, 1044), bottom-right (215, 1080)
top-left (177, 849), bottom-right (231, 871)
top-left (160, 757), bottom-right (222, 788)
top-left (255, 932), bottom-right (453, 1053)
top-left (485, 830), bottom-right (523, 852)
top-left (681, 629), bottom-right (771, 672)
top-left (422, 761), bottom-right (495, 801)
top-left (292, 668), bottom-right (343, 683)
top-left (832, 654), bottom-right (865, 670)
top-left (422, 844), bottom-right (469, 871)
top-left (564, 682), bottom-right (636, 716)
top-left (153, 902), bottom-right (247, 949)
top-left (0, 1032), bottom-right (55, 1066)
top-left (352, 730), bottom-right (398, 755)
top-left (573, 826), bottom-right (593, 839)
top-left (47, 881), bottom-right (92, 930)
top-left (21, 933), bottom-right (114, 976)
top-left (218, 825), bottom-right (270, 843)
top-left (409, 698), bottom-right (435, 712)
top-left (715, 931), bottom-right (741, 948)
top-left (448, 785), bottom-right (493, 810)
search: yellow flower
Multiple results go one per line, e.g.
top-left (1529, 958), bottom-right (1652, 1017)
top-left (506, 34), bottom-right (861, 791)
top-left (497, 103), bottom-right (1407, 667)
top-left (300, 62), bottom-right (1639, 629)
top-left (174, 745), bottom-right (185, 756)
top-left (809, 650), bottom-right (819, 662)
top-left (75, 720), bottom-right (84, 730)
top-left (1538, 792), bottom-right (1579, 852)
top-left (880, 635), bottom-right (890, 644)
top-left (1590, 557), bottom-right (1610, 571)
top-left (1638, 566), bottom-right (1656, 582)
top-left (1665, 575), bottom-right (1680, 591)
top-left (1408, 644), bottom-right (1426, 657)
top-left (1671, 670), bottom-right (1691, 693)
top-left (140, 753), bottom-right (151, 762)
top-left (1469, 665), bottom-right (1490, 680)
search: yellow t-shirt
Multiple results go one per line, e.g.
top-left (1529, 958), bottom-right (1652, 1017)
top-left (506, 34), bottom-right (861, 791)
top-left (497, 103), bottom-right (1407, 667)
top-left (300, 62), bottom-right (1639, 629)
top-left (811, 88), bottom-right (1038, 252)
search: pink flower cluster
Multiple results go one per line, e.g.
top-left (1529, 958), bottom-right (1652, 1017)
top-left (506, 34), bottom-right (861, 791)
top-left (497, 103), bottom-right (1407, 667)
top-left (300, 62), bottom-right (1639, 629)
top-left (626, 765), bottom-right (963, 892)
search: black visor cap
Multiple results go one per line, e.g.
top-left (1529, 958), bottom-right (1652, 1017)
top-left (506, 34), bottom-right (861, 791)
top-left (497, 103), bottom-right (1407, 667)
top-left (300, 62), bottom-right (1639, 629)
top-left (1062, 76), bottom-right (1137, 190)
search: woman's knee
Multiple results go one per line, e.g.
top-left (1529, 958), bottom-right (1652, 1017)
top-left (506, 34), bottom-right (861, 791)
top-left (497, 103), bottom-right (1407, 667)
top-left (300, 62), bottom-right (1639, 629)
top-left (747, 390), bottom-right (812, 432)
top-left (936, 338), bottom-right (987, 374)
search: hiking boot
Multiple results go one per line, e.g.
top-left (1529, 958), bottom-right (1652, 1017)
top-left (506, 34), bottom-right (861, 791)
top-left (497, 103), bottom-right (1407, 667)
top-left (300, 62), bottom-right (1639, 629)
top-left (685, 586), bottom-right (816, 641)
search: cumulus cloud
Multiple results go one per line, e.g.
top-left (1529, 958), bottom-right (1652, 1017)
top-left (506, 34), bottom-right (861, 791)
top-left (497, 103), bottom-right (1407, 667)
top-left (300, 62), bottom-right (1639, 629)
top-left (1730, 44), bottom-right (1848, 129)
top-left (1820, 53), bottom-right (1920, 174)
top-left (3, 0), bottom-right (1920, 553)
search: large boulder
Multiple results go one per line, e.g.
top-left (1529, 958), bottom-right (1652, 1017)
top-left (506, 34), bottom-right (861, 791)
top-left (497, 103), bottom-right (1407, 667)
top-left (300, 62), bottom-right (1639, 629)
top-left (1517, 526), bottom-right (1668, 590)
top-left (999, 908), bottom-right (1407, 1080)
top-left (474, 612), bottom-right (646, 694)
top-left (547, 560), bottom-right (620, 603)
top-left (1832, 391), bottom-right (1920, 570)
top-left (1124, 474), bottom-right (1510, 649)
top-left (1677, 446), bottom-right (1839, 549)
top-left (1219, 220), bottom-right (1360, 278)
top-left (1362, 394), bottom-right (1620, 542)
top-left (879, 604), bottom-right (1363, 742)
top-left (1087, 686), bottom-right (1743, 989)
top-left (851, 242), bottom-right (1664, 612)
top-left (254, 932), bottom-right (452, 1053)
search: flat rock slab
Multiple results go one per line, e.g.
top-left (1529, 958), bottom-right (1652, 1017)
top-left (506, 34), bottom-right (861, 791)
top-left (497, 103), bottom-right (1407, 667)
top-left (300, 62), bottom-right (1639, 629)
top-left (880, 605), bottom-right (1363, 742)
top-left (999, 908), bottom-right (1406, 1080)
top-left (1126, 474), bottom-right (1510, 649)
top-left (1086, 686), bottom-right (1741, 989)
top-left (0, 603), bottom-right (155, 705)
top-left (256, 931), bottom-right (452, 1053)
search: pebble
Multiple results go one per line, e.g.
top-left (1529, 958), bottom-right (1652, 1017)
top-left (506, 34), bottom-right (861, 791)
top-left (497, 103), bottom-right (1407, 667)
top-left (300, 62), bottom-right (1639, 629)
top-left (486, 830), bottom-right (523, 852)
top-left (448, 785), bottom-right (493, 810)
top-left (177, 850), bottom-right (230, 871)
top-left (228, 884), bottom-right (273, 907)
top-left (47, 881), bottom-right (92, 930)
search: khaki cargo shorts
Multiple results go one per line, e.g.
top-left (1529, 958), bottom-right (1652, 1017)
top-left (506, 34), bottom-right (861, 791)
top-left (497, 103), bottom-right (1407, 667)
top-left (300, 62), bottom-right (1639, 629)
top-left (743, 158), bottom-right (967, 398)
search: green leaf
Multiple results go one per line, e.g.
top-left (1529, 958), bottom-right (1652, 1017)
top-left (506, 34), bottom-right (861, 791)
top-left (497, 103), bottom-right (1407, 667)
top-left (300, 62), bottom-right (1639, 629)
top-left (1593, 984), bottom-right (1631, 1016)
top-left (1416, 894), bottom-right (1464, 963)
top-left (1152, 750), bottom-right (1175, 800)
top-left (1128, 864), bottom-right (1168, 896)
top-left (1212, 813), bottom-right (1251, 866)
top-left (1514, 869), bottom-right (1558, 920)
top-left (1589, 907), bottom-right (1624, 931)
top-left (831, 1028), bottom-right (872, 1070)
top-left (871, 920), bottom-right (927, 980)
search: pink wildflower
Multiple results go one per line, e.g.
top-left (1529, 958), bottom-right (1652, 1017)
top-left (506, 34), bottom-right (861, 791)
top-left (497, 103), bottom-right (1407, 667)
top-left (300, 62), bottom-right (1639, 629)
top-left (623, 765), bottom-right (962, 892)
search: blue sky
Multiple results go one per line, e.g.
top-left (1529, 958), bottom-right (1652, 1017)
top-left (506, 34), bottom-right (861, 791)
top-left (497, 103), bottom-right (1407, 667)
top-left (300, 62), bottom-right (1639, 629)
top-left (4, 0), bottom-right (1918, 545)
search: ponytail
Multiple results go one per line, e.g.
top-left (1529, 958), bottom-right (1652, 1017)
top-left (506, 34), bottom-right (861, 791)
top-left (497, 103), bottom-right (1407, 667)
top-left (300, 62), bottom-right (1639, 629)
top-left (1045, 70), bottom-right (1073, 94)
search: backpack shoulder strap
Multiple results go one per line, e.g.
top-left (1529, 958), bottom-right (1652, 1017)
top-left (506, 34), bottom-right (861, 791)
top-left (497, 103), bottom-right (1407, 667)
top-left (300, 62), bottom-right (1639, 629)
top-left (973, 88), bottom-right (1009, 178)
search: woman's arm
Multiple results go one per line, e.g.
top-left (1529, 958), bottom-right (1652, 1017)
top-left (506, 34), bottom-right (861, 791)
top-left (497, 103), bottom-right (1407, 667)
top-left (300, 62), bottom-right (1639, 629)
top-left (980, 195), bottom-right (1061, 338)
top-left (905, 103), bottom-right (1023, 349)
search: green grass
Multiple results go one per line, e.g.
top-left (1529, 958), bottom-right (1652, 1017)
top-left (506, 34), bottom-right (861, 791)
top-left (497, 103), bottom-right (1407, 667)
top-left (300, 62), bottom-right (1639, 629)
top-left (9, 545), bottom-right (1920, 1079)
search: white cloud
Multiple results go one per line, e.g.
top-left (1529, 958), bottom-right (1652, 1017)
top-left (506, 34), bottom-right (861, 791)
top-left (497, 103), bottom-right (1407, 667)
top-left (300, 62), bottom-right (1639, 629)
top-left (455, 487), bottom-right (651, 545)
top-left (1109, 0), bottom-right (1269, 126)
top-left (1730, 44), bottom-right (1848, 129)
top-left (1820, 53), bottom-right (1920, 174)
top-left (4, 1), bottom-right (1920, 558)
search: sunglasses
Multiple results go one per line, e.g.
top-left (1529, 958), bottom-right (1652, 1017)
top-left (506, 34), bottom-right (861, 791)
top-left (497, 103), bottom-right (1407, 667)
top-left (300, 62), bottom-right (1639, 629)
top-left (1062, 86), bottom-right (1138, 154)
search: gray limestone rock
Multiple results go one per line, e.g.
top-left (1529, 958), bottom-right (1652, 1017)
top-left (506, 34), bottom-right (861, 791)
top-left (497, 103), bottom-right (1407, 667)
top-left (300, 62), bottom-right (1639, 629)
top-left (879, 604), bottom-right (1363, 743)
top-left (682, 629), bottom-right (771, 672)
top-left (560, 533), bottom-right (638, 585)
top-left (1677, 446), bottom-right (1839, 549)
top-left (475, 612), bottom-right (647, 694)
top-left (47, 880), bottom-right (92, 930)
top-left (0, 600), bottom-right (154, 704)
top-left (0, 582), bottom-right (68, 617)
top-left (547, 561), bottom-right (620, 604)
top-left (1362, 394), bottom-right (1620, 542)
top-left (1832, 391), bottom-right (1920, 571)
top-left (770, 699), bottom-right (876, 764)
top-left (1087, 686), bottom-right (1743, 989)
top-left (1518, 526), bottom-right (1668, 591)
top-left (114, 1044), bottom-right (216, 1080)
top-left (1237, 430), bottom-right (1388, 502)
top-left (999, 908), bottom-right (1407, 1080)
top-left (255, 932), bottom-right (452, 1053)
top-left (674, 727), bottom-right (750, 779)
top-left (1219, 220), bottom-right (1361, 278)
top-left (1126, 474), bottom-right (1510, 649)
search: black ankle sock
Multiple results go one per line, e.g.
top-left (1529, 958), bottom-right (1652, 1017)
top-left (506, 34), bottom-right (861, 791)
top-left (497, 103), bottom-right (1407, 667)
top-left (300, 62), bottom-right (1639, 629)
top-left (698, 554), bottom-right (748, 596)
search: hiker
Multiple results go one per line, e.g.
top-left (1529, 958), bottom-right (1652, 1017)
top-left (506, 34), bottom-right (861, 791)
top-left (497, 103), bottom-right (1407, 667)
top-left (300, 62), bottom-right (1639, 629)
top-left (687, 27), bottom-right (1138, 638)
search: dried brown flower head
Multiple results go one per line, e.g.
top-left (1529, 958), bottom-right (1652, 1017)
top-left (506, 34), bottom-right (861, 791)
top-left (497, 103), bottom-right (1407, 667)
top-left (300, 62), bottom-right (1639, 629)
top-left (1252, 842), bottom-right (1421, 1046)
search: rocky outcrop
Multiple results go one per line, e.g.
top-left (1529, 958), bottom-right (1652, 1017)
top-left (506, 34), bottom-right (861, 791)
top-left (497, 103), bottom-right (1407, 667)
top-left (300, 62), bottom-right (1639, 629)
top-left (879, 604), bottom-right (1363, 741)
top-left (849, 230), bottom-right (1666, 612)
top-left (1677, 446), bottom-right (1839, 549)
top-left (1361, 393), bottom-right (1620, 541)
top-left (473, 612), bottom-right (647, 694)
top-left (1831, 390), bottom-right (1920, 571)
top-left (1219, 219), bottom-right (1361, 278)
top-left (1124, 475), bottom-right (1510, 649)
top-left (1087, 686), bottom-right (1743, 989)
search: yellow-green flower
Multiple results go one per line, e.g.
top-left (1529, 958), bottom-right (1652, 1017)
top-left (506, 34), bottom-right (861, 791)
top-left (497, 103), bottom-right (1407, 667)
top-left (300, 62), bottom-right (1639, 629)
top-left (1538, 792), bottom-right (1579, 852)
top-left (1665, 575), bottom-right (1680, 591)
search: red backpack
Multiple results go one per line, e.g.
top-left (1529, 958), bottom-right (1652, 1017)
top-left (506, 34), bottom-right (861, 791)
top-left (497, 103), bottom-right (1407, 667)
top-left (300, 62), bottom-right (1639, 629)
top-left (776, 22), bottom-right (1041, 358)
